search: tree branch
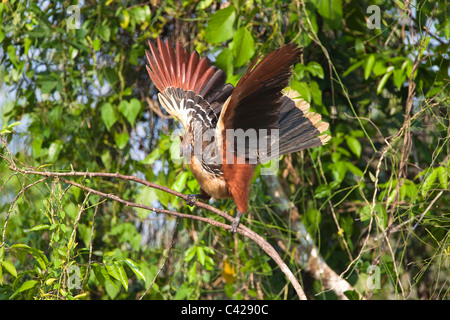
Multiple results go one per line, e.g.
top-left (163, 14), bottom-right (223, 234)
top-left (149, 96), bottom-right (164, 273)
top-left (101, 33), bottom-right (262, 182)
top-left (2, 164), bottom-right (307, 300)
top-left (262, 174), bottom-right (357, 299)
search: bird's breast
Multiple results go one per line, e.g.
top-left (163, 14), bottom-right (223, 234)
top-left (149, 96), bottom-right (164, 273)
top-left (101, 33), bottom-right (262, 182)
top-left (188, 161), bottom-right (231, 200)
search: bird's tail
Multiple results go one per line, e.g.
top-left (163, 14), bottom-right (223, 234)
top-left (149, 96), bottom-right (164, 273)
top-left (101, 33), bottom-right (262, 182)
top-left (258, 89), bottom-right (330, 163)
top-left (277, 89), bottom-right (330, 155)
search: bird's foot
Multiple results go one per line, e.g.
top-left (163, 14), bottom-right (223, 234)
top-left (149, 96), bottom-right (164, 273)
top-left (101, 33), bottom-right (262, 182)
top-left (231, 211), bottom-right (243, 235)
top-left (186, 194), bottom-right (198, 207)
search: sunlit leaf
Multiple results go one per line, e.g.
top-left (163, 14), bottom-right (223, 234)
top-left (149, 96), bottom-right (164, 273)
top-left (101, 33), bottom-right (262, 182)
top-left (231, 27), bottom-right (255, 67)
top-left (2, 260), bottom-right (17, 278)
top-left (206, 6), bottom-right (236, 43)
top-left (101, 103), bottom-right (117, 131)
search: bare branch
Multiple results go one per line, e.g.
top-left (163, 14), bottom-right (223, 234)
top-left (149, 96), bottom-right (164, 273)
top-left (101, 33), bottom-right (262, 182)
top-left (3, 166), bottom-right (307, 299)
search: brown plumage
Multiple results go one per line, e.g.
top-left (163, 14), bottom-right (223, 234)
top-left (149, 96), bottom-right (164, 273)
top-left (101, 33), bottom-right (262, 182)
top-left (145, 38), bottom-right (330, 234)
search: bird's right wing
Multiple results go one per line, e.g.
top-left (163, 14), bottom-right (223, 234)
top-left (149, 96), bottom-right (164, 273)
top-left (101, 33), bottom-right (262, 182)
top-left (145, 38), bottom-right (233, 134)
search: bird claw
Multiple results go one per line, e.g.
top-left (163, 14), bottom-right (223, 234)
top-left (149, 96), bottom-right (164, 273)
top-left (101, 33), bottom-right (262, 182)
top-left (230, 211), bottom-right (243, 235)
top-left (186, 194), bottom-right (197, 207)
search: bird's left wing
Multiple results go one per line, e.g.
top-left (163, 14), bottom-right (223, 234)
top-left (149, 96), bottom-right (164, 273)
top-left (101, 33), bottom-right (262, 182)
top-left (216, 44), bottom-right (302, 164)
top-left (145, 38), bottom-right (233, 133)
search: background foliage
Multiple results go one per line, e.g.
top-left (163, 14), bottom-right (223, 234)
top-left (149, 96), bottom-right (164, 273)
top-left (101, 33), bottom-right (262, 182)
top-left (0, 0), bottom-right (449, 300)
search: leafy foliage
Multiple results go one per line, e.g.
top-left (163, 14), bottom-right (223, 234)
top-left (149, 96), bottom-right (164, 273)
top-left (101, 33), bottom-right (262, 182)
top-left (0, 0), bottom-right (449, 300)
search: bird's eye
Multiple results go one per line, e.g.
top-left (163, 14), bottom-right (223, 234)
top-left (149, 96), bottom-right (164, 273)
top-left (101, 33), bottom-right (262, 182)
top-left (179, 135), bottom-right (184, 142)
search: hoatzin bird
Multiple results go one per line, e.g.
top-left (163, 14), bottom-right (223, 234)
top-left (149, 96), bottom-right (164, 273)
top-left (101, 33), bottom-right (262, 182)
top-left (145, 38), bottom-right (330, 234)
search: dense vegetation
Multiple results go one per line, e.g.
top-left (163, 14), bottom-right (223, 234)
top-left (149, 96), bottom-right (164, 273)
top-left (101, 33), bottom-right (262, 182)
top-left (0, 0), bottom-right (448, 300)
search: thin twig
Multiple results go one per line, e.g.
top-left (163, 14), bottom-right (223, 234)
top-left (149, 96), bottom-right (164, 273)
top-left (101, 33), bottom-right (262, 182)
top-left (83, 196), bottom-right (102, 288)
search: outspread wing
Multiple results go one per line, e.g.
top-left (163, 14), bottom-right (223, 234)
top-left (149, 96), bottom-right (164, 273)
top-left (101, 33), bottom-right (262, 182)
top-left (145, 38), bottom-right (233, 132)
top-left (216, 44), bottom-right (302, 164)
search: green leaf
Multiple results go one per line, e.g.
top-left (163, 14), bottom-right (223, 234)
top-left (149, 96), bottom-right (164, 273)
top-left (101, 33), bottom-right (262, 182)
top-left (315, 184), bottom-right (331, 199)
top-left (196, 0), bottom-right (214, 10)
top-left (120, 9), bottom-right (130, 29)
top-left (232, 27), bottom-right (255, 67)
top-left (306, 208), bottom-right (321, 228)
top-left (197, 246), bottom-right (206, 266)
top-left (331, 161), bottom-right (347, 183)
top-left (187, 178), bottom-right (198, 193)
top-left (394, 0), bottom-right (406, 10)
top-left (101, 150), bottom-right (112, 169)
top-left (373, 60), bottom-right (387, 76)
top-left (359, 205), bottom-right (371, 222)
top-left (376, 204), bottom-right (388, 229)
top-left (344, 290), bottom-right (360, 300)
top-left (184, 246), bottom-right (197, 263)
top-left (171, 171), bottom-right (189, 193)
top-left (119, 99), bottom-right (141, 126)
top-left (25, 224), bottom-right (50, 232)
top-left (309, 81), bottom-right (322, 106)
top-left (364, 54), bottom-right (375, 80)
top-left (343, 60), bottom-right (364, 77)
top-left (141, 148), bottom-right (160, 165)
top-left (421, 167), bottom-right (439, 197)
top-left (206, 6), bottom-right (236, 43)
top-left (101, 103), bottom-right (117, 131)
top-left (307, 61), bottom-right (324, 79)
top-left (187, 261), bottom-right (197, 283)
top-left (346, 136), bottom-right (362, 158)
top-left (369, 171), bottom-right (376, 183)
top-left (0, 121), bottom-right (22, 135)
top-left (103, 68), bottom-right (119, 86)
top-left (107, 262), bottom-right (128, 291)
top-left (377, 66), bottom-right (394, 94)
top-left (400, 179), bottom-right (418, 201)
top-left (38, 79), bottom-right (57, 94)
top-left (290, 81), bottom-right (311, 102)
top-left (104, 280), bottom-right (119, 299)
top-left (312, 0), bottom-right (342, 29)
top-left (130, 5), bottom-right (151, 24)
top-left (10, 280), bottom-right (38, 299)
top-left (92, 38), bottom-right (101, 51)
top-left (10, 243), bottom-right (32, 250)
top-left (93, 264), bottom-right (119, 299)
top-left (2, 260), bottom-right (17, 278)
top-left (435, 166), bottom-right (448, 189)
top-left (96, 24), bottom-right (111, 42)
top-left (345, 162), bottom-right (364, 177)
top-left (7, 45), bottom-right (19, 67)
top-left (48, 140), bottom-right (63, 162)
top-left (123, 259), bottom-right (146, 282)
top-left (174, 282), bottom-right (194, 300)
top-left (32, 136), bottom-right (43, 157)
top-left (393, 68), bottom-right (406, 89)
top-left (215, 47), bottom-right (234, 76)
top-left (114, 132), bottom-right (129, 149)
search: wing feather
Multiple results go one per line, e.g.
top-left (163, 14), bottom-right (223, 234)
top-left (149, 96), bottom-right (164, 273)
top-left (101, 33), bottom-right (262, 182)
top-left (216, 44), bottom-right (302, 165)
top-left (145, 38), bottom-right (234, 130)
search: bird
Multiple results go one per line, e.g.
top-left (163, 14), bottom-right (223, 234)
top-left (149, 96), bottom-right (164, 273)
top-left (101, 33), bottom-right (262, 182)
top-left (145, 38), bottom-right (330, 234)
